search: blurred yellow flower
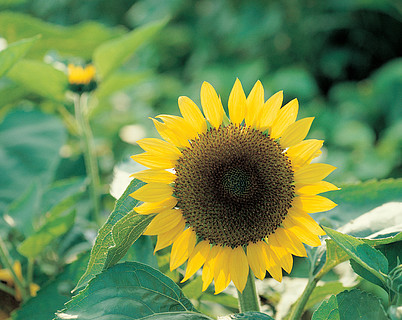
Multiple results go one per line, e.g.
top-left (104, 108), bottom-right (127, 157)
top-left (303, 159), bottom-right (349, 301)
top-left (0, 261), bottom-right (40, 301)
top-left (130, 79), bottom-right (338, 294)
top-left (67, 64), bottom-right (96, 85)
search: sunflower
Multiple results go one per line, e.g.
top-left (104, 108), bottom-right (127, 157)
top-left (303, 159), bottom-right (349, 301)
top-left (67, 63), bottom-right (97, 93)
top-left (130, 79), bottom-right (338, 294)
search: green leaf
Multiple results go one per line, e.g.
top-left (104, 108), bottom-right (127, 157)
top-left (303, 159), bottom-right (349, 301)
top-left (314, 239), bottom-right (350, 277)
top-left (0, 35), bottom-right (39, 78)
top-left (218, 312), bottom-right (274, 319)
top-left (136, 312), bottom-right (213, 319)
top-left (95, 70), bottom-right (151, 98)
top-left (312, 295), bottom-right (339, 320)
top-left (18, 209), bottom-right (76, 258)
top-left (8, 59), bottom-right (68, 101)
top-left (0, 78), bottom-right (26, 108)
top-left (323, 227), bottom-right (388, 285)
top-left (40, 177), bottom-right (87, 215)
top-left (93, 18), bottom-right (168, 79)
top-left (306, 281), bottom-right (350, 311)
top-left (103, 209), bottom-right (155, 269)
top-left (12, 253), bottom-right (90, 320)
top-left (0, 109), bottom-right (66, 211)
top-left (57, 262), bottom-right (206, 320)
top-left (312, 289), bottom-right (388, 320)
top-left (74, 179), bottom-right (150, 291)
top-left (2, 182), bottom-right (42, 236)
top-left (350, 259), bottom-right (386, 290)
top-left (320, 179), bottom-right (402, 228)
top-left (0, 11), bottom-right (124, 60)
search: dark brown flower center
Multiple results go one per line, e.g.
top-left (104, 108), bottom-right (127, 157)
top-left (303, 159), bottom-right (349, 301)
top-left (174, 125), bottom-right (294, 248)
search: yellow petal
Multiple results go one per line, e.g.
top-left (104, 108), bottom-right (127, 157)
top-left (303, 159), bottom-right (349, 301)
top-left (143, 209), bottom-right (184, 235)
top-left (131, 169), bottom-right (176, 184)
top-left (202, 245), bottom-right (221, 291)
top-left (282, 218), bottom-right (322, 247)
top-left (270, 98), bottom-right (299, 139)
top-left (178, 96), bottom-right (207, 134)
top-left (295, 181), bottom-right (339, 195)
top-left (274, 228), bottom-right (307, 257)
top-left (137, 138), bottom-right (181, 158)
top-left (247, 241), bottom-right (268, 280)
top-left (229, 246), bottom-right (249, 293)
top-left (201, 81), bottom-right (224, 128)
top-left (182, 241), bottom-right (211, 282)
top-left (156, 115), bottom-right (198, 141)
top-left (294, 163), bottom-right (336, 185)
top-left (170, 228), bottom-right (197, 270)
top-left (265, 235), bottom-right (293, 275)
top-left (131, 153), bottom-right (176, 169)
top-left (258, 91), bottom-right (283, 131)
top-left (292, 195), bottom-right (337, 213)
top-left (245, 80), bottom-right (264, 128)
top-left (214, 246), bottom-right (232, 294)
top-left (130, 183), bottom-right (173, 202)
top-left (154, 219), bottom-right (185, 252)
top-left (286, 139), bottom-right (324, 169)
top-left (289, 207), bottom-right (326, 235)
top-left (280, 117), bottom-right (314, 149)
top-left (134, 197), bottom-right (177, 215)
top-left (228, 78), bottom-right (246, 125)
top-left (151, 118), bottom-right (190, 148)
top-left (264, 243), bottom-right (285, 281)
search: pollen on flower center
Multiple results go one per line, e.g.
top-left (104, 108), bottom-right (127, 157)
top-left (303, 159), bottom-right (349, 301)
top-left (174, 124), bottom-right (295, 248)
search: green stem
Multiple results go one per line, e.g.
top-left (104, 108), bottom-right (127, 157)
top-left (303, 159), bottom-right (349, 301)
top-left (74, 93), bottom-right (102, 226)
top-left (237, 268), bottom-right (260, 313)
top-left (288, 276), bottom-right (320, 320)
top-left (0, 281), bottom-right (16, 297)
top-left (27, 258), bottom-right (34, 288)
top-left (0, 237), bottom-right (29, 301)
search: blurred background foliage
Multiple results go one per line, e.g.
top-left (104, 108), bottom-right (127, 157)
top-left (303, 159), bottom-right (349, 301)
top-left (0, 0), bottom-right (401, 319)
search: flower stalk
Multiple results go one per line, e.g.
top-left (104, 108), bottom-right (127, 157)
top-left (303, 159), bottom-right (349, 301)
top-left (73, 93), bottom-right (102, 226)
top-left (237, 268), bottom-right (260, 313)
top-left (288, 276), bottom-right (320, 320)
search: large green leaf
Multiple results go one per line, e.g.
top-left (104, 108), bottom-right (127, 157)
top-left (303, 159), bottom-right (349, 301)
top-left (319, 179), bottom-right (402, 228)
top-left (57, 262), bottom-right (205, 320)
top-left (0, 109), bottom-right (66, 211)
top-left (8, 59), bottom-right (68, 101)
top-left (93, 18), bottom-right (167, 79)
top-left (0, 36), bottom-right (39, 78)
top-left (218, 312), bottom-right (275, 319)
top-left (312, 289), bottom-right (388, 320)
top-left (0, 11), bottom-right (124, 59)
top-left (323, 227), bottom-right (388, 286)
top-left (74, 178), bottom-right (152, 291)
